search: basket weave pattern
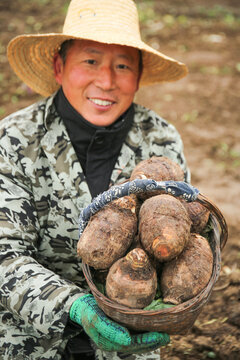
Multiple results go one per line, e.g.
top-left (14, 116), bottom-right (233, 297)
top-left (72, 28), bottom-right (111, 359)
top-left (81, 181), bottom-right (228, 335)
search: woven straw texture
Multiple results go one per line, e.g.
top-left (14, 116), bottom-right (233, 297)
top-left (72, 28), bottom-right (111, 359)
top-left (7, 0), bottom-right (188, 97)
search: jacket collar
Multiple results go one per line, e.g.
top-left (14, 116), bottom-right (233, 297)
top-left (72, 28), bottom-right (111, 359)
top-left (41, 95), bottom-right (143, 207)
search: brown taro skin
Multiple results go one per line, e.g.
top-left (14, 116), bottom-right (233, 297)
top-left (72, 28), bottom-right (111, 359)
top-left (139, 194), bottom-right (191, 262)
top-left (161, 233), bottom-right (213, 305)
top-left (130, 156), bottom-right (184, 199)
top-left (180, 199), bottom-right (210, 234)
top-left (130, 156), bottom-right (184, 182)
top-left (106, 248), bottom-right (157, 309)
top-left (77, 195), bottom-right (137, 270)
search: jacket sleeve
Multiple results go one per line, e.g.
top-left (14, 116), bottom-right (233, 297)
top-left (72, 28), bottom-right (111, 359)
top-left (0, 139), bottom-right (84, 337)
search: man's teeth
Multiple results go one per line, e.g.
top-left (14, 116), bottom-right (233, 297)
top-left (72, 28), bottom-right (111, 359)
top-left (90, 98), bottom-right (113, 106)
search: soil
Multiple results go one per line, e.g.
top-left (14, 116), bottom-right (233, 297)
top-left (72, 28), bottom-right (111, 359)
top-left (0, 1), bottom-right (239, 359)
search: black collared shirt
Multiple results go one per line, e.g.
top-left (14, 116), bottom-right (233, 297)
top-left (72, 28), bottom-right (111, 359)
top-left (54, 88), bottom-right (134, 198)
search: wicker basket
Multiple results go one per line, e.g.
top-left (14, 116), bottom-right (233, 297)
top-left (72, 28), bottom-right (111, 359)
top-left (80, 180), bottom-right (228, 335)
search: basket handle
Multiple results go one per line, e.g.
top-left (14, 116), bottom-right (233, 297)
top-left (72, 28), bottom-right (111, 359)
top-left (79, 179), bottom-right (228, 249)
top-left (79, 179), bottom-right (199, 235)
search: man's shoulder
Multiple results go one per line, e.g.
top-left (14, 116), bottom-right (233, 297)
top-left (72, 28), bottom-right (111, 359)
top-left (133, 103), bottom-right (170, 126)
top-left (0, 96), bottom-right (54, 132)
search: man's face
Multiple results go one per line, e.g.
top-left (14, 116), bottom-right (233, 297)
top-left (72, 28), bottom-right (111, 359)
top-left (54, 40), bottom-right (140, 126)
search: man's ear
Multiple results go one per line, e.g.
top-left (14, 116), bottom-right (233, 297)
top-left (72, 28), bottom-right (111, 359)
top-left (53, 53), bottom-right (64, 85)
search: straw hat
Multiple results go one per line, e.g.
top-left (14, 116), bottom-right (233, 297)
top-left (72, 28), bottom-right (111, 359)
top-left (7, 0), bottom-right (188, 97)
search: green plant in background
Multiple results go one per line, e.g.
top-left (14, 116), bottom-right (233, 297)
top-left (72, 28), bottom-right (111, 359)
top-left (0, 41), bottom-right (5, 56)
top-left (216, 142), bottom-right (240, 169)
top-left (0, 107), bottom-right (6, 117)
top-left (62, 1), bottom-right (70, 15)
top-left (11, 95), bottom-right (19, 105)
top-left (162, 14), bottom-right (176, 27)
top-left (25, 15), bottom-right (42, 32)
top-left (199, 66), bottom-right (233, 76)
top-left (181, 110), bottom-right (199, 123)
top-left (236, 63), bottom-right (240, 72)
top-left (31, 0), bottom-right (69, 15)
top-left (197, 4), bottom-right (240, 27)
top-left (137, 0), bottom-right (157, 24)
top-left (206, 351), bottom-right (217, 359)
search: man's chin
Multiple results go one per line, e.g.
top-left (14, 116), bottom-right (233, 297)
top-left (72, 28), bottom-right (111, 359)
top-left (84, 113), bottom-right (118, 127)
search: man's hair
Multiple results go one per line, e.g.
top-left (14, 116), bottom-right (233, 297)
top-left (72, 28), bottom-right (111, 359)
top-left (58, 39), bottom-right (75, 63)
top-left (58, 39), bottom-right (143, 74)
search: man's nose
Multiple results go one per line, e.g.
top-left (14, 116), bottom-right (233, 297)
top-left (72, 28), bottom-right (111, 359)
top-left (95, 66), bottom-right (115, 90)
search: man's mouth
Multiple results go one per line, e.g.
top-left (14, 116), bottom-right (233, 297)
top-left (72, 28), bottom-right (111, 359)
top-left (89, 98), bottom-right (115, 106)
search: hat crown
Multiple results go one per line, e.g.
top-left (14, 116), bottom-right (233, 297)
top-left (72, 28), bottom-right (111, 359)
top-left (63, 0), bottom-right (141, 43)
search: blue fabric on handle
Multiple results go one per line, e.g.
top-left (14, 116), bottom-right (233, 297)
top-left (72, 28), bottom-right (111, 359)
top-left (79, 179), bottom-right (199, 236)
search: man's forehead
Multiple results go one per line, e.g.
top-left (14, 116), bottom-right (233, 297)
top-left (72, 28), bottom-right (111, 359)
top-left (73, 39), bottom-right (139, 61)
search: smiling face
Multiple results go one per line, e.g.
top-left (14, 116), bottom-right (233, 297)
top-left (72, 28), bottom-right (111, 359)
top-left (54, 40), bottom-right (141, 126)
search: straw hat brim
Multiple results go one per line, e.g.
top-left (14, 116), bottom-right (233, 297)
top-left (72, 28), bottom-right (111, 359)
top-left (7, 33), bottom-right (188, 97)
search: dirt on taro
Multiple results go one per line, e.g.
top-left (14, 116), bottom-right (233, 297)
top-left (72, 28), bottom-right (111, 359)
top-left (0, 0), bottom-right (239, 359)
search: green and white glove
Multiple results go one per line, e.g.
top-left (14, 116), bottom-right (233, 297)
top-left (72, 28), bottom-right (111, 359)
top-left (69, 294), bottom-right (170, 353)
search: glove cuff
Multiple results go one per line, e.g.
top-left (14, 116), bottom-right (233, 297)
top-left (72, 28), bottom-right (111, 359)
top-left (69, 294), bottom-right (92, 325)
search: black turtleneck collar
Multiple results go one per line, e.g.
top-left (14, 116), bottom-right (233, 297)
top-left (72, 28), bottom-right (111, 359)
top-left (54, 88), bottom-right (134, 198)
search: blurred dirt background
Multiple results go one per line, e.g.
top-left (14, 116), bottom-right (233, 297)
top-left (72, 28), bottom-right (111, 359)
top-left (0, 0), bottom-right (239, 359)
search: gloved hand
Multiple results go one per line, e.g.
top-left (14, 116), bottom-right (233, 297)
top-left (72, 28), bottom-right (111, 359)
top-left (69, 294), bottom-right (170, 353)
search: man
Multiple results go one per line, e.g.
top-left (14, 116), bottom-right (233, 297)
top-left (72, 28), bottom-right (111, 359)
top-left (0, 0), bottom-right (190, 359)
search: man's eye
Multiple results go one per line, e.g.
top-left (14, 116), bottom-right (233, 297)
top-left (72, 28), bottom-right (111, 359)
top-left (117, 64), bottom-right (129, 70)
top-left (85, 59), bottom-right (96, 65)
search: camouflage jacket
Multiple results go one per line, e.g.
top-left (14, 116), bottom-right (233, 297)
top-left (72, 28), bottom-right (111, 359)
top-left (0, 95), bottom-right (190, 360)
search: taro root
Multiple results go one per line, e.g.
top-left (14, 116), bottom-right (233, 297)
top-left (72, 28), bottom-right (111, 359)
top-left (127, 232), bottom-right (143, 252)
top-left (77, 195), bottom-right (137, 270)
top-left (139, 194), bottom-right (191, 262)
top-left (161, 233), bottom-right (213, 305)
top-left (180, 199), bottom-right (210, 233)
top-left (106, 248), bottom-right (157, 309)
top-left (130, 156), bottom-right (184, 182)
top-left (130, 156), bottom-right (184, 199)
